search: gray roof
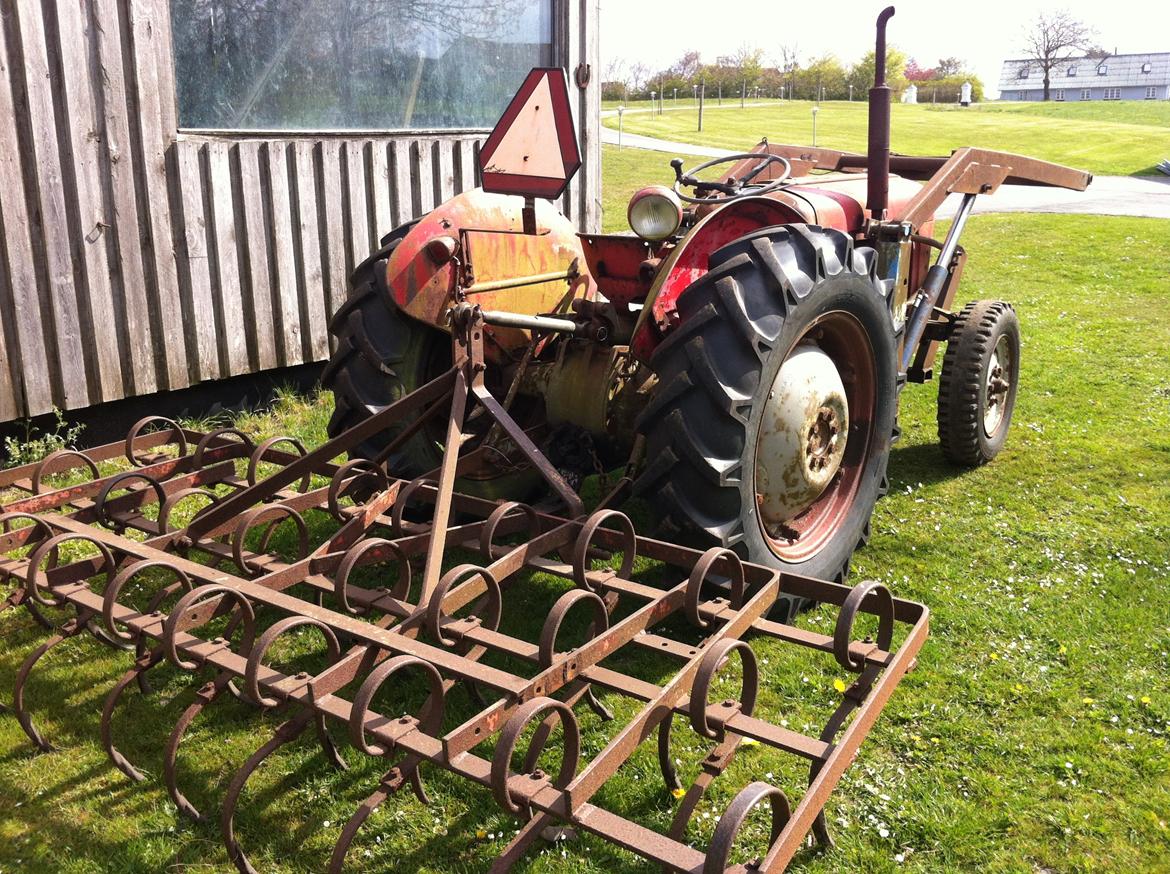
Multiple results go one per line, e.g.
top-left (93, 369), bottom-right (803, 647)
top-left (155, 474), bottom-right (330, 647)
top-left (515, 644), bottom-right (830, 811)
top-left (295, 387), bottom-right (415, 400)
top-left (999, 52), bottom-right (1170, 89)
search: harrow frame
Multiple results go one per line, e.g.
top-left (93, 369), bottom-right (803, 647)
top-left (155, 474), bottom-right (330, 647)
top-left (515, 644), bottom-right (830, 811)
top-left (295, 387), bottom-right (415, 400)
top-left (0, 306), bottom-right (927, 873)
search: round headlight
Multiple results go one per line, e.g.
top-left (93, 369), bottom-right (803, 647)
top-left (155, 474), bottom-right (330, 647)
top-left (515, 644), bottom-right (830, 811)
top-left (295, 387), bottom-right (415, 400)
top-left (627, 185), bottom-right (683, 241)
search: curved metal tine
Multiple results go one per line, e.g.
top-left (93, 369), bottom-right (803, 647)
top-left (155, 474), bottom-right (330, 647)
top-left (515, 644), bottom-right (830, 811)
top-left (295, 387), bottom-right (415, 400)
top-left (326, 758), bottom-right (426, 874)
top-left (164, 672), bottom-right (236, 822)
top-left (13, 613), bottom-right (91, 752)
top-left (314, 711), bottom-right (347, 771)
top-left (806, 669), bottom-right (879, 849)
top-left (101, 646), bottom-right (166, 782)
top-left (521, 681), bottom-right (594, 776)
top-left (657, 712), bottom-right (682, 793)
top-left (221, 710), bottom-right (316, 874)
top-left (666, 731), bottom-right (744, 850)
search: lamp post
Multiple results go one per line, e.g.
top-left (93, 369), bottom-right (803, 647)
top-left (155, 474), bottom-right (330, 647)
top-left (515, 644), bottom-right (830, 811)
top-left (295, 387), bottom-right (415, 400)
top-left (811, 104), bottom-right (819, 146)
top-left (849, 82), bottom-right (853, 101)
top-left (673, 86), bottom-right (677, 104)
top-left (617, 105), bottom-right (624, 149)
top-left (692, 83), bottom-right (697, 106)
top-left (780, 84), bottom-right (785, 100)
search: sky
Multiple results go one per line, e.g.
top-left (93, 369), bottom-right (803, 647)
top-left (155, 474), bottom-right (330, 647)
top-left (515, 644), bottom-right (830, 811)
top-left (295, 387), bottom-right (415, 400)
top-left (599, 0), bottom-right (1170, 98)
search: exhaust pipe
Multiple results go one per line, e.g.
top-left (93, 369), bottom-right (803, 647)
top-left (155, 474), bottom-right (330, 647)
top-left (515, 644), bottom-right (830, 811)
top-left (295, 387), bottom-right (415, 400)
top-left (866, 6), bottom-right (896, 221)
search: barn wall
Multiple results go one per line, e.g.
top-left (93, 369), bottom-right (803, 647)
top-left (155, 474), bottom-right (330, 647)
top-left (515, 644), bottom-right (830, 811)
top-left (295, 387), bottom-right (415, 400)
top-left (0, 0), bottom-right (600, 421)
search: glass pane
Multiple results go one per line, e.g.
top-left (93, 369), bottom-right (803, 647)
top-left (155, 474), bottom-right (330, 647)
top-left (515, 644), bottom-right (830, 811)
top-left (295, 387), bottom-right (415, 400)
top-left (170, 1), bottom-right (554, 130)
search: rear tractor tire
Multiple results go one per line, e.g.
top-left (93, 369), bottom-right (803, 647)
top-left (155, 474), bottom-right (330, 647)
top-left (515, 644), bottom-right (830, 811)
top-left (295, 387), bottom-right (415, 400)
top-left (937, 300), bottom-right (1020, 466)
top-left (635, 225), bottom-right (899, 620)
top-left (322, 229), bottom-right (450, 477)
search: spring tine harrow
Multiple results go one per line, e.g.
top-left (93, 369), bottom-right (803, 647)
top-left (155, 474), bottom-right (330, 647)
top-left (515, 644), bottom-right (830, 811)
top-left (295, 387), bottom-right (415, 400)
top-left (0, 305), bottom-right (928, 873)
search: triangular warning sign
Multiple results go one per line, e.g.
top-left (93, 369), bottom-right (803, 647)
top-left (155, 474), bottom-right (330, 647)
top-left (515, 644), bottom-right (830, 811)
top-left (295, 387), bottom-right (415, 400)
top-left (479, 67), bottom-right (581, 200)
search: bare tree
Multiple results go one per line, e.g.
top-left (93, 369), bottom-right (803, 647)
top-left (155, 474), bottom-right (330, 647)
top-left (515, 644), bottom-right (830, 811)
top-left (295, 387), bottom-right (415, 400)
top-left (776, 43), bottom-right (799, 99)
top-left (1020, 10), bottom-right (1094, 101)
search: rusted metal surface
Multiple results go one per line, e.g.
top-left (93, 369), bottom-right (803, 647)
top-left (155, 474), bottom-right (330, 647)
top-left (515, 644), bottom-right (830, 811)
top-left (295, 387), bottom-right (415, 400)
top-left (893, 146), bottom-right (1093, 230)
top-left (0, 310), bottom-right (926, 873)
top-left (385, 188), bottom-right (593, 355)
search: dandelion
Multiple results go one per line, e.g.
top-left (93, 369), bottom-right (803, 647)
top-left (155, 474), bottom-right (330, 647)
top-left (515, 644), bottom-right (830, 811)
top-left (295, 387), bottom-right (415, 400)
top-left (671, 787), bottom-right (686, 800)
top-left (989, 652), bottom-right (1000, 661)
top-left (741, 737), bottom-right (759, 747)
top-left (834, 678), bottom-right (847, 693)
top-left (476, 829), bottom-right (487, 840)
top-left (1082, 697), bottom-right (1095, 705)
top-left (1142, 696), bottom-right (1153, 705)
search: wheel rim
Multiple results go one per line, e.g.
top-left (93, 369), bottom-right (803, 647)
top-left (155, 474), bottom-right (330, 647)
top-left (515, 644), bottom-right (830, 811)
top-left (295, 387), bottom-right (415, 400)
top-left (754, 312), bottom-right (877, 563)
top-left (983, 334), bottom-right (1013, 437)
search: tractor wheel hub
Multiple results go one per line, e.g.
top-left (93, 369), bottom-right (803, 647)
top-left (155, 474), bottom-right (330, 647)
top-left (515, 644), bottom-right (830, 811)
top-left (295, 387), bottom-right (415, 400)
top-left (756, 345), bottom-right (849, 528)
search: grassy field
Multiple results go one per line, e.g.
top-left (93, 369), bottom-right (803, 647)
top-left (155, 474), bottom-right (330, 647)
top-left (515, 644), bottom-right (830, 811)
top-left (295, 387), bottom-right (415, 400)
top-left (1, 212), bottom-right (1169, 873)
top-left (602, 99), bottom-right (1170, 176)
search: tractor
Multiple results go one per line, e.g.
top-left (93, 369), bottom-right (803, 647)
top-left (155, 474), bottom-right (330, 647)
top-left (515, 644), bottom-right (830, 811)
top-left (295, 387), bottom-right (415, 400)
top-left (322, 7), bottom-right (1090, 618)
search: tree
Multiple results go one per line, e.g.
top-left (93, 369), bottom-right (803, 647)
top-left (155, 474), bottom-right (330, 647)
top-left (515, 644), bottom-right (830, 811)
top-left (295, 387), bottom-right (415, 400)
top-left (775, 43), bottom-right (800, 99)
top-left (935, 56), bottom-right (963, 77)
top-left (905, 58), bottom-right (938, 82)
top-left (1020, 10), bottom-right (1095, 101)
top-left (847, 47), bottom-right (908, 99)
top-left (802, 54), bottom-right (848, 100)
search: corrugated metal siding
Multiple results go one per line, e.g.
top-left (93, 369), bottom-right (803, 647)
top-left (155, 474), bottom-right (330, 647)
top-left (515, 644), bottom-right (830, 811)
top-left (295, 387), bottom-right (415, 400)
top-left (0, 0), bottom-right (600, 421)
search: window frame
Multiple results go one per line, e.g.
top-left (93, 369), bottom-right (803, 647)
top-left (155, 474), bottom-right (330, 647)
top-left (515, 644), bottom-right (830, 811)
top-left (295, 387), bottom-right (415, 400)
top-left (1097, 64), bottom-right (1108, 76)
top-left (1054, 89), bottom-right (1065, 101)
top-left (1080, 88), bottom-right (1092, 100)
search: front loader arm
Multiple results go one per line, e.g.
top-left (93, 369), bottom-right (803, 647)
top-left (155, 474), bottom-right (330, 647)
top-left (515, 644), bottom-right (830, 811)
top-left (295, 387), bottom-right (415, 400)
top-left (885, 147), bottom-right (1093, 229)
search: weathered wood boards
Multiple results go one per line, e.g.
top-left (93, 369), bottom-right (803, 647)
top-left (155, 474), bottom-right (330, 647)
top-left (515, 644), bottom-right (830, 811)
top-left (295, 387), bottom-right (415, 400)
top-left (0, 0), bottom-right (599, 423)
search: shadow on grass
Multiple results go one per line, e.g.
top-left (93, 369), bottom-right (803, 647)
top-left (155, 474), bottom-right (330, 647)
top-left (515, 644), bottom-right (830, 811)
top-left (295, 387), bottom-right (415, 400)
top-left (886, 440), bottom-right (965, 490)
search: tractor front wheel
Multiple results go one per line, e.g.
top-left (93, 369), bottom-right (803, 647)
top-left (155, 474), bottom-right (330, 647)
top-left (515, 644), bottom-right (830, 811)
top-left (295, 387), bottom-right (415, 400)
top-left (937, 300), bottom-right (1020, 466)
top-left (635, 225), bottom-right (898, 619)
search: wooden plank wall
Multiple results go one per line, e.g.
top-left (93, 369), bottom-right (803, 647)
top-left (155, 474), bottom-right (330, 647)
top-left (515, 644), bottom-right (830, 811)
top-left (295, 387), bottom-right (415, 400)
top-left (0, 0), bottom-right (599, 422)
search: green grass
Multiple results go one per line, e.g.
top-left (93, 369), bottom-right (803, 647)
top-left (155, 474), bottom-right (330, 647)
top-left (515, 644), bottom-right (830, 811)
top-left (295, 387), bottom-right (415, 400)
top-left (602, 99), bottom-right (1170, 176)
top-left (1, 214), bottom-right (1169, 873)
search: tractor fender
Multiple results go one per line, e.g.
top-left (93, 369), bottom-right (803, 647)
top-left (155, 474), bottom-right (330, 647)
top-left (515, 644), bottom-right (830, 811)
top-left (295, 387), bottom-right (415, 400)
top-left (631, 196), bottom-right (805, 362)
top-left (383, 188), bottom-right (593, 356)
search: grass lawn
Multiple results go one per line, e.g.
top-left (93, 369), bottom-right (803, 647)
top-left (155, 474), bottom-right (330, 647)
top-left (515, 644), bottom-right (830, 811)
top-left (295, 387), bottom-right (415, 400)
top-left (602, 99), bottom-right (1170, 176)
top-left (1, 211), bottom-right (1169, 873)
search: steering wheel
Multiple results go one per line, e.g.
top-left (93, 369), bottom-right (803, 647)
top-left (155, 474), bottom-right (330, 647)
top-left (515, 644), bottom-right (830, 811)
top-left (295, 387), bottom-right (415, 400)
top-left (671, 153), bottom-right (792, 204)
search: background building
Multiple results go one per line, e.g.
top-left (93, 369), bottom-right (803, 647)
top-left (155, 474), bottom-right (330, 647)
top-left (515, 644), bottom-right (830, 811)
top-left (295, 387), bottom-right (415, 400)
top-left (0, 0), bottom-right (599, 424)
top-left (999, 52), bottom-right (1170, 101)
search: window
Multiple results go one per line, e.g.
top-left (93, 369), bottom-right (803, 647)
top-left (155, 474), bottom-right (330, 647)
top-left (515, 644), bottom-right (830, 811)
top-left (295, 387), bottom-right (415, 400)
top-left (1066, 65), bottom-right (1077, 76)
top-left (1103, 88), bottom-right (1121, 100)
top-left (1017, 66), bottom-right (1030, 79)
top-left (170, 1), bottom-right (555, 130)
top-left (1054, 89), bottom-right (1065, 101)
top-left (1097, 65), bottom-right (1108, 76)
top-left (1081, 88), bottom-right (1092, 100)
top-left (1147, 86), bottom-right (1159, 99)
top-left (1016, 90), bottom-right (1028, 100)
top-left (1142, 63), bottom-right (1152, 73)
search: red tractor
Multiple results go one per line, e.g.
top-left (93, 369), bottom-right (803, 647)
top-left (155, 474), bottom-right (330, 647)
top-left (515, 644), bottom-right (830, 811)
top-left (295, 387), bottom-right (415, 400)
top-left (323, 7), bottom-right (1089, 617)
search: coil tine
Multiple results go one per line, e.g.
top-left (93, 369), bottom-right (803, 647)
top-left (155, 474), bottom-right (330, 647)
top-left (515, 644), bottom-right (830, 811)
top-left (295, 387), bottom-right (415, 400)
top-left (221, 712), bottom-right (315, 874)
top-left (13, 616), bottom-right (89, 752)
top-left (164, 673), bottom-right (234, 823)
top-left (101, 648), bottom-right (165, 782)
